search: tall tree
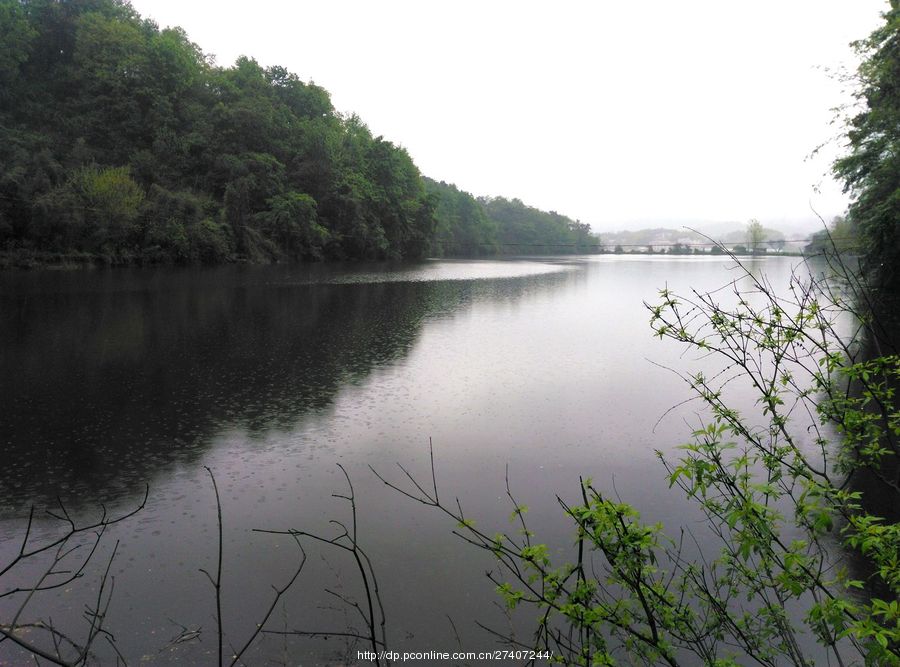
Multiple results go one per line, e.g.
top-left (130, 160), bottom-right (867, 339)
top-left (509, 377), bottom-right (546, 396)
top-left (746, 218), bottom-right (765, 253)
top-left (833, 1), bottom-right (900, 289)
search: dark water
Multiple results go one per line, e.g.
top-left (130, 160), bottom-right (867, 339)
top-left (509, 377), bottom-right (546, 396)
top-left (0, 256), bottom-right (826, 664)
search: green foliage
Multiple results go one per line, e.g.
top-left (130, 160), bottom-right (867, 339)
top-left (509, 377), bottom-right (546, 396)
top-left (424, 179), bottom-right (598, 257)
top-left (833, 1), bottom-right (900, 289)
top-left (480, 196), bottom-right (596, 254)
top-left (140, 185), bottom-right (229, 262)
top-left (0, 0), bottom-right (36, 91)
top-left (255, 191), bottom-right (327, 259)
top-left (426, 178), bottom-right (498, 256)
top-left (35, 164), bottom-right (143, 255)
top-left (805, 215), bottom-right (861, 257)
top-left (0, 0), bottom-right (593, 265)
top-left (76, 165), bottom-right (144, 219)
top-left (638, 261), bottom-right (897, 664)
top-left (0, 0), bottom-right (437, 263)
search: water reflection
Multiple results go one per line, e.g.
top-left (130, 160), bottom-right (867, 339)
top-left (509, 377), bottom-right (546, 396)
top-left (4, 256), bottom-right (836, 663)
top-left (0, 261), bottom-right (581, 511)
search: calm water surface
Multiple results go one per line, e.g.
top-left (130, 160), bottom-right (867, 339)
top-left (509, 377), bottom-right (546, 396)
top-left (0, 256), bottom-right (817, 663)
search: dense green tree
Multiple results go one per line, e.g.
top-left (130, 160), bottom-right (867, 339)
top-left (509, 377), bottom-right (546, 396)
top-left (0, 0), bottom-right (440, 263)
top-left (255, 191), bottom-right (327, 259)
top-left (833, 1), bottom-right (900, 289)
top-left (426, 179), bottom-right (498, 256)
top-left (0, 0), bottom-right (597, 265)
top-left (424, 180), bottom-right (599, 257)
top-left (805, 215), bottom-right (860, 256)
top-left (481, 196), bottom-right (597, 254)
top-left (0, 1), bottom-right (35, 94)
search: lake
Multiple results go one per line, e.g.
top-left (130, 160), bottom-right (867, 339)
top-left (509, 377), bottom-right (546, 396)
top-left (0, 255), bottom-right (832, 664)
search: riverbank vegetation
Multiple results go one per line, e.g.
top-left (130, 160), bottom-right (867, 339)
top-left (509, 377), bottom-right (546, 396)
top-left (0, 0), bottom-right (595, 266)
top-left (833, 1), bottom-right (900, 294)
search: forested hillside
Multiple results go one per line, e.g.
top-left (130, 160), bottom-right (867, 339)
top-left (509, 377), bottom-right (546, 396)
top-left (0, 0), bottom-right (596, 265)
top-left (426, 179), bottom-right (596, 256)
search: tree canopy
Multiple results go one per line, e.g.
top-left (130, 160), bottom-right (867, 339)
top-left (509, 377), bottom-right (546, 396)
top-left (833, 0), bottom-right (900, 289)
top-left (0, 0), bottom-right (596, 265)
top-left (425, 179), bottom-right (596, 256)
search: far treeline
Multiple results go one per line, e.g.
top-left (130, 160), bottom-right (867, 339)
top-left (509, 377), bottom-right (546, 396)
top-left (0, 0), bottom-right (595, 265)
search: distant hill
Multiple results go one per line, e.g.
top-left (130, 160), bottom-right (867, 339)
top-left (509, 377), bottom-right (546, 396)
top-left (425, 179), bottom-right (596, 256)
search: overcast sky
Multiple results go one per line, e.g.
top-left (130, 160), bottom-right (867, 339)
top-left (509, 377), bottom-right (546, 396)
top-left (129, 0), bottom-right (887, 232)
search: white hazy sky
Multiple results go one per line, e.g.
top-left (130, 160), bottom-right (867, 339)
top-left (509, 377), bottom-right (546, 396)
top-left (129, 0), bottom-right (887, 232)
